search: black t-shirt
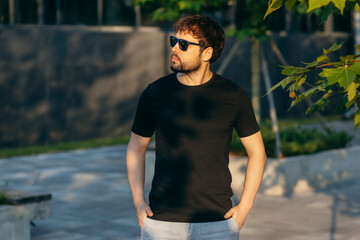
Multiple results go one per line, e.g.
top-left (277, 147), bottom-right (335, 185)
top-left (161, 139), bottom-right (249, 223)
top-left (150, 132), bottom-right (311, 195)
top-left (132, 73), bottom-right (259, 223)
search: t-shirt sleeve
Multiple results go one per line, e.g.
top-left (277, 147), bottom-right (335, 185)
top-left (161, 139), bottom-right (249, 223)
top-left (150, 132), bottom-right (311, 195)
top-left (234, 87), bottom-right (260, 138)
top-left (131, 86), bottom-right (156, 137)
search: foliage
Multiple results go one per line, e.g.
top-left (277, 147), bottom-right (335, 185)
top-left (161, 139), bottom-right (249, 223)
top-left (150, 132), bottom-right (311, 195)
top-left (264, 0), bottom-right (355, 19)
top-left (228, 0), bottom-right (270, 41)
top-left (230, 120), bottom-right (353, 157)
top-left (278, 127), bottom-right (352, 156)
top-left (133, 0), bottom-right (271, 40)
top-left (132, 0), bottom-right (229, 21)
top-left (265, 0), bottom-right (360, 131)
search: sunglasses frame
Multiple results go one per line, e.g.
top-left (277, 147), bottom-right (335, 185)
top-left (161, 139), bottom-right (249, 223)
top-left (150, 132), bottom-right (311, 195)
top-left (170, 36), bottom-right (204, 51)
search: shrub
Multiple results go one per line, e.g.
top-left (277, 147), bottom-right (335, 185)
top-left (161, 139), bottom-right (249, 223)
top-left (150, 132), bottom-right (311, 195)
top-left (230, 123), bottom-right (353, 158)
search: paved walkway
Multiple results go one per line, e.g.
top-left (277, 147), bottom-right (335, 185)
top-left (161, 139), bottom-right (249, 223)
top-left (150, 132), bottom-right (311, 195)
top-left (1, 144), bottom-right (360, 240)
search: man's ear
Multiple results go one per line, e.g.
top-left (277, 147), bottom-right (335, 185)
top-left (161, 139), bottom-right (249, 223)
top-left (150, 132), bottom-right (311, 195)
top-left (202, 47), bottom-right (213, 62)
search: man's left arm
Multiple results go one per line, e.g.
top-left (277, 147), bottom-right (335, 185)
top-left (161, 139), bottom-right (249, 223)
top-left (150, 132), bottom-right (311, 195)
top-left (224, 131), bottom-right (267, 229)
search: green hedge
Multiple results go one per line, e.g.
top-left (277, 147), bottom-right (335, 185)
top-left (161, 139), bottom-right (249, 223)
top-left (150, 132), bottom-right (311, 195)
top-left (230, 122), bottom-right (353, 158)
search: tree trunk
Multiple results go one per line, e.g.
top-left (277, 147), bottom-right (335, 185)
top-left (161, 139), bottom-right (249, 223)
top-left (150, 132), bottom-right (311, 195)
top-left (260, 46), bottom-right (283, 158)
top-left (9, 0), bottom-right (14, 25)
top-left (37, 0), bottom-right (43, 25)
top-left (251, 37), bottom-right (261, 122)
top-left (324, 13), bottom-right (334, 34)
top-left (97, 0), bottom-right (103, 26)
top-left (134, 5), bottom-right (141, 31)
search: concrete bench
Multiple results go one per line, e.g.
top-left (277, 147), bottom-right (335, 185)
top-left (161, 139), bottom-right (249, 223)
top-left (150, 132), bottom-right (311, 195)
top-left (0, 190), bottom-right (52, 240)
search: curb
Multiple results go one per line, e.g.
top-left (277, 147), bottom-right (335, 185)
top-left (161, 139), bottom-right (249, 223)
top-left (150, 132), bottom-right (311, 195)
top-left (230, 146), bottom-right (360, 196)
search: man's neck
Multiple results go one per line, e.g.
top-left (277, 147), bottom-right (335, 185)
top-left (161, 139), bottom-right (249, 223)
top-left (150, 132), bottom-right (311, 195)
top-left (177, 65), bottom-right (213, 86)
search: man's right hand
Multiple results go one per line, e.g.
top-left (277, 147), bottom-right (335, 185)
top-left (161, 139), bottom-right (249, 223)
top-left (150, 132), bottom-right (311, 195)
top-left (135, 202), bottom-right (154, 227)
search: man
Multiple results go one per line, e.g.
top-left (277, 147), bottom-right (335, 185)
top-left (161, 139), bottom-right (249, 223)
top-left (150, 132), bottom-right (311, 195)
top-left (126, 15), bottom-right (266, 240)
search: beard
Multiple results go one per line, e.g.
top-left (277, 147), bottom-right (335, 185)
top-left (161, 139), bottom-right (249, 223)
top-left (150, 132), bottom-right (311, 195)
top-left (170, 54), bottom-right (201, 73)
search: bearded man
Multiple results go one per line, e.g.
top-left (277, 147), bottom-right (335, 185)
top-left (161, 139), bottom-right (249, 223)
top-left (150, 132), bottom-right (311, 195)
top-left (126, 15), bottom-right (267, 240)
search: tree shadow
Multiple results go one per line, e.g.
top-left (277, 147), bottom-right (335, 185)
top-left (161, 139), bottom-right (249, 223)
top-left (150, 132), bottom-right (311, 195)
top-left (323, 179), bottom-right (360, 240)
top-left (230, 146), bottom-right (360, 239)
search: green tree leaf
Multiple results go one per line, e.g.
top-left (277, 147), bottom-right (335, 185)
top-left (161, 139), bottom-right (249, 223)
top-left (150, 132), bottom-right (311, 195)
top-left (346, 82), bottom-right (358, 101)
top-left (302, 85), bottom-right (323, 97)
top-left (356, 43), bottom-right (360, 53)
top-left (323, 41), bottom-right (344, 55)
top-left (355, 3), bottom-right (360, 14)
top-left (302, 60), bottom-right (319, 68)
top-left (320, 67), bottom-right (356, 88)
top-left (305, 91), bottom-right (333, 114)
top-left (281, 66), bottom-right (309, 75)
top-left (265, 79), bottom-right (283, 94)
top-left (289, 85), bottom-right (322, 109)
top-left (340, 55), bottom-right (355, 63)
top-left (264, 75), bottom-right (296, 95)
top-left (317, 55), bottom-right (330, 63)
top-left (346, 95), bottom-right (358, 109)
top-left (297, 75), bottom-right (307, 86)
top-left (320, 68), bottom-right (338, 85)
top-left (281, 76), bottom-right (297, 89)
top-left (307, 0), bottom-right (346, 14)
top-left (349, 62), bottom-right (360, 74)
top-left (287, 82), bottom-right (302, 92)
top-left (264, 0), bottom-right (284, 19)
top-left (355, 109), bottom-right (360, 131)
top-left (339, 67), bottom-right (356, 88)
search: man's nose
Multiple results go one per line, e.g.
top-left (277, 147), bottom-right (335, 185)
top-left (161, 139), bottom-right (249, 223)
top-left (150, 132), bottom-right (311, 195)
top-left (171, 42), bottom-right (180, 52)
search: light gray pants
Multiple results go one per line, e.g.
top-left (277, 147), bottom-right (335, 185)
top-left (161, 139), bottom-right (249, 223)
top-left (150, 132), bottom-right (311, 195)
top-left (141, 218), bottom-right (240, 240)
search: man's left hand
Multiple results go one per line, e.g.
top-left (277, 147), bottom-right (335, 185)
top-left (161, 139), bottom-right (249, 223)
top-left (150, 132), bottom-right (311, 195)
top-left (224, 204), bottom-right (251, 229)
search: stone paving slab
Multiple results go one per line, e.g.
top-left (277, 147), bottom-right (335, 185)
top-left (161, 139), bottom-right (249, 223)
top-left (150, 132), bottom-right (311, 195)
top-left (0, 145), bottom-right (360, 240)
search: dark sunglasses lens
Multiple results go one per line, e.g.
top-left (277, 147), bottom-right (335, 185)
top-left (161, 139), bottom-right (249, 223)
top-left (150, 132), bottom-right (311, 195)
top-left (170, 36), bottom-right (177, 47)
top-left (178, 39), bottom-right (189, 51)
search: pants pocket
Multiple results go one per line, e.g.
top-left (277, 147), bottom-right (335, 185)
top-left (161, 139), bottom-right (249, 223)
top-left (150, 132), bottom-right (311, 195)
top-left (141, 217), bottom-right (149, 228)
top-left (229, 218), bottom-right (240, 232)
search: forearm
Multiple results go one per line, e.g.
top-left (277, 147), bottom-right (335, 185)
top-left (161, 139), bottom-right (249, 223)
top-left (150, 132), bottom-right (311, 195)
top-left (224, 144), bottom-right (267, 227)
top-left (238, 152), bottom-right (267, 210)
top-left (126, 142), bottom-right (147, 207)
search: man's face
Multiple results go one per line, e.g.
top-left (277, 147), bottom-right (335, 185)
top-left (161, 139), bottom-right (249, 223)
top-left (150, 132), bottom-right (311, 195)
top-left (170, 32), bottom-right (203, 73)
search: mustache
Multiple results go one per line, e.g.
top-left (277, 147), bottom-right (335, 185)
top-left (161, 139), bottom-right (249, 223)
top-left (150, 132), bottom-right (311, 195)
top-left (171, 53), bottom-right (180, 60)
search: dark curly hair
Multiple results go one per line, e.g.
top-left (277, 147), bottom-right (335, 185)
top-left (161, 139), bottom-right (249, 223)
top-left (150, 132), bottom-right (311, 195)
top-left (173, 15), bottom-right (225, 63)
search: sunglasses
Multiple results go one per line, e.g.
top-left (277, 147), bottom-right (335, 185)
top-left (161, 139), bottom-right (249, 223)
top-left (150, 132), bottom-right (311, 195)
top-left (170, 36), bottom-right (204, 51)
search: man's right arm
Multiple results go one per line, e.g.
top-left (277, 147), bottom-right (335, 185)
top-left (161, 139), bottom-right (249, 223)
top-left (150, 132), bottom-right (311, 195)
top-left (126, 131), bottom-right (153, 227)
